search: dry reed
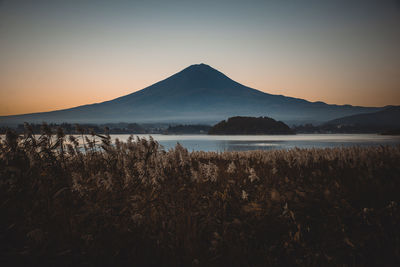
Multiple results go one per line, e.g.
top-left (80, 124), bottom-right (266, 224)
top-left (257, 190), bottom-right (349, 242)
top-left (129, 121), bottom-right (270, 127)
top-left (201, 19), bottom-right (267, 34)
top-left (0, 123), bottom-right (399, 266)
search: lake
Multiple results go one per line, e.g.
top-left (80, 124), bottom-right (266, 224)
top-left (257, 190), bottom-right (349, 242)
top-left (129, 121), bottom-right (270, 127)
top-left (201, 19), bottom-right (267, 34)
top-left (110, 134), bottom-right (400, 152)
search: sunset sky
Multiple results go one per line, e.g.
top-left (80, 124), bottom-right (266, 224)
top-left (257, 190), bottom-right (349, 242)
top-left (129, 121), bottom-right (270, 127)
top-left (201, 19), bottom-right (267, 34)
top-left (0, 0), bottom-right (399, 116)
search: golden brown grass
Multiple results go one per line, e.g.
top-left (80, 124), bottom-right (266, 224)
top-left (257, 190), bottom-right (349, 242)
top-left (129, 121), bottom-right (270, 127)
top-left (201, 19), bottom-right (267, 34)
top-left (1, 123), bottom-right (399, 266)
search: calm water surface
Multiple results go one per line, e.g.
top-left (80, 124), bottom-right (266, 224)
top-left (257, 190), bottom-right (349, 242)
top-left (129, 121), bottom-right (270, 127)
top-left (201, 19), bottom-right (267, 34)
top-left (110, 134), bottom-right (400, 152)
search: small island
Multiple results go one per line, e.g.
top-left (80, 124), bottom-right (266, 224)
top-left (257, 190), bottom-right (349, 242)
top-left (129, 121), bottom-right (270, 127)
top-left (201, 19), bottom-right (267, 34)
top-left (208, 116), bottom-right (294, 135)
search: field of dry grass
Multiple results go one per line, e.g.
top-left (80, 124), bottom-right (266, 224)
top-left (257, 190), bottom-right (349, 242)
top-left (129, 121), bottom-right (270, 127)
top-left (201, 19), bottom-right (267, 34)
top-left (1, 123), bottom-right (400, 266)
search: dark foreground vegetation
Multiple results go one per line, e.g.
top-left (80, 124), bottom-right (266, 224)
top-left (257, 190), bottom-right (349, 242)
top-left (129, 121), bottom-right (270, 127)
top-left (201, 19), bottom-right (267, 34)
top-left (1, 124), bottom-right (400, 266)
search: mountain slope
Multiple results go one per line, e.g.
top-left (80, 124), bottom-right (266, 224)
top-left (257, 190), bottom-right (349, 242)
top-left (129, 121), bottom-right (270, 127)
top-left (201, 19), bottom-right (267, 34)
top-left (326, 106), bottom-right (400, 129)
top-left (0, 63), bottom-right (385, 126)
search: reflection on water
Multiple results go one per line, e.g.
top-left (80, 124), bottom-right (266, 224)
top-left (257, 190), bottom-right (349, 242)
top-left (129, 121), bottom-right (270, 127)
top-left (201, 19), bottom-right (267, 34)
top-left (110, 134), bottom-right (400, 152)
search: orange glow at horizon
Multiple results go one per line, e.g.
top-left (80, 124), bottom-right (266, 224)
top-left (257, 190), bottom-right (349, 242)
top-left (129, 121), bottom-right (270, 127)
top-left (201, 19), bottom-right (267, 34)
top-left (1, 0), bottom-right (399, 116)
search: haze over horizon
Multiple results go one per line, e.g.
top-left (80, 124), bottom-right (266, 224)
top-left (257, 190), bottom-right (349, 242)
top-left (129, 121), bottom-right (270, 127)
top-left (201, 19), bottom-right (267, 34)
top-left (1, 0), bottom-right (400, 116)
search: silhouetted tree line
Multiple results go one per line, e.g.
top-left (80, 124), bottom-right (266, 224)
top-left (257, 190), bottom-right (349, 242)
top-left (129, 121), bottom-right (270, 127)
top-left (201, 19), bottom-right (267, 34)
top-left (2, 119), bottom-right (399, 136)
top-left (292, 123), bottom-right (400, 134)
top-left (0, 122), bottom-right (154, 134)
top-left (164, 124), bottom-right (211, 134)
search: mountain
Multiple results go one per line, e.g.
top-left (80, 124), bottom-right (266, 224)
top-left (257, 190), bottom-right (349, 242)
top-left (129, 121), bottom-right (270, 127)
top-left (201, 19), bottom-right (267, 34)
top-left (0, 63), bottom-right (386, 126)
top-left (326, 106), bottom-right (400, 129)
top-left (209, 116), bottom-right (293, 135)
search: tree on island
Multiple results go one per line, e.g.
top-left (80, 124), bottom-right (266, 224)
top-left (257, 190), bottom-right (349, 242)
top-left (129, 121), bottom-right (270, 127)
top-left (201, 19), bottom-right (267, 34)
top-left (208, 116), bottom-right (294, 135)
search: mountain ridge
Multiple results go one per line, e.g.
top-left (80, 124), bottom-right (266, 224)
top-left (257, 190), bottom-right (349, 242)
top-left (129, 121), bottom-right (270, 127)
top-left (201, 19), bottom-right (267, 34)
top-left (0, 63), bottom-right (387, 126)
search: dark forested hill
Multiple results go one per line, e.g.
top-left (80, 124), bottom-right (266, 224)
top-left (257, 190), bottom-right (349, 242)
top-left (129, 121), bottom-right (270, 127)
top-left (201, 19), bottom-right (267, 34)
top-left (326, 106), bottom-right (400, 130)
top-left (208, 116), bottom-right (294, 135)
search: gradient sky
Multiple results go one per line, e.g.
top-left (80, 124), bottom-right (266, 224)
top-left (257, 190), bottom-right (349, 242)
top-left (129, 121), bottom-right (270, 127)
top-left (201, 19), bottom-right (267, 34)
top-left (0, 0), bottom-right (399, 116)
